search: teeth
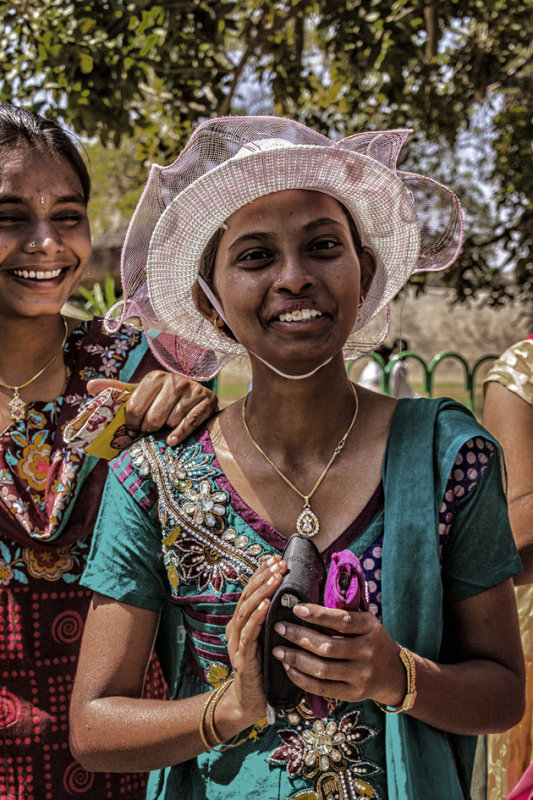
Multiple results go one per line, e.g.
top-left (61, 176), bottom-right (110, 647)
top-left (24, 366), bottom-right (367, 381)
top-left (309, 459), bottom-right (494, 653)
top-left (278, 309), bottom-right (322, 323)
top-left (11, 269), bottom-right (62, 280)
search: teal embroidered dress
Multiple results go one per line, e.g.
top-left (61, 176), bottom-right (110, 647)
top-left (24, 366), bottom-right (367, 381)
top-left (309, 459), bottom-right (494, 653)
top-left (82, 398), bottom-right (520, 800)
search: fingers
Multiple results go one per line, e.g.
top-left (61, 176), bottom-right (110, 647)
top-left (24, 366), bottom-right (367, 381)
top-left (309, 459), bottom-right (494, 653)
top-left (292, 604), bottom-right (376, 635)
top-left (86, 378), bottom-right (135, 396)
top-left (274, 652), bottom-right (361, 703)
top-left (225, 556), bottom-right (286, 715)
top-left (226, 557), bottom-right (286, 649)
top-left (270, 622), bottom-right (371, 703)
top-left (270, 608), bottom-right (403, 704)
top-left (165, 395), bottom-right (218, 445)
top-left (123, 371), bottom-right (218, 441)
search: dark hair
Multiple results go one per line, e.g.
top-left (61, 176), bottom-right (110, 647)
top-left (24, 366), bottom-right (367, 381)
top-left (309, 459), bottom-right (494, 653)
top-left (392, 337), bottom-right (409, 352)
top-left (0, 105), bottom-right (91, 202)
top-left (198, 226), bottom-right (225, 288)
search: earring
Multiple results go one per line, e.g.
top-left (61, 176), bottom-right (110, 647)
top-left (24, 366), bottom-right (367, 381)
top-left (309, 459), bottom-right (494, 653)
top-left (359, 294), bottom-right (366, 308)
top-left (214, 316), bottom-right (231, 339)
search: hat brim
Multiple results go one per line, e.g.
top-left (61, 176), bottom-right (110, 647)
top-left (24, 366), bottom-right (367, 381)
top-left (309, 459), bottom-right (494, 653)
top-left (146, 145), bottom-right (420, 367)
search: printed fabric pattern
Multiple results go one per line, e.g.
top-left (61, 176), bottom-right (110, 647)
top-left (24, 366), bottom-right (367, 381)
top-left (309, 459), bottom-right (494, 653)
top-left (0, 318), bottom-right (166, 800)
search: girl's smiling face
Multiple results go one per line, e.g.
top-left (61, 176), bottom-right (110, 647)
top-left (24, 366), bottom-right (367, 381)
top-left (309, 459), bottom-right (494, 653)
top-left (0, 146), bottom-right (91, 322)
top-left (199, 189), bottom-right (375, 377)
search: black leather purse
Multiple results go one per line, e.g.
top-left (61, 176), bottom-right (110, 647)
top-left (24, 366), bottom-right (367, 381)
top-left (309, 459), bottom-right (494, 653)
top-left (262, 534), bottom-right (326, 711)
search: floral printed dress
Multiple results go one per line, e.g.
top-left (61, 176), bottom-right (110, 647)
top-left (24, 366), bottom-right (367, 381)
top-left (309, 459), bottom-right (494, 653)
top-left (82, 399), bottom-right (520, 800)
top-left (0, 319), bottom-right (167, 800)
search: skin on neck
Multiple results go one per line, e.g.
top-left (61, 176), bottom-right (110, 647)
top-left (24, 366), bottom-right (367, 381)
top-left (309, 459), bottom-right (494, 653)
top-left (224, 352), bottom-right (359, 464)
top-left (0, 313), bottom-right (69, 386)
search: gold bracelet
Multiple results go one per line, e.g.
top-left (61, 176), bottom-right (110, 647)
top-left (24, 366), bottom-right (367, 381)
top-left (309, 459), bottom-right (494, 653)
top-left (200, 674), bottom-right (251, 751)
top-left (375, 646), bottom-right (417, 714)
top-left (207, 676), bottom-right (235, 747)
top-left (200, 689), bottom-right (216, 751)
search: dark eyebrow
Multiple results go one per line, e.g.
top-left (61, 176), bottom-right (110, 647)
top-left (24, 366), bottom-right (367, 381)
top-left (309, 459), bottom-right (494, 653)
top-left (0, 194), bottom-right (24, 205)
top-left (304, 217), bottom-right (346, 231)
top-left (0, 192), bottom-right (86, 205)
top-left (227, 216), bottom-right (346, 251)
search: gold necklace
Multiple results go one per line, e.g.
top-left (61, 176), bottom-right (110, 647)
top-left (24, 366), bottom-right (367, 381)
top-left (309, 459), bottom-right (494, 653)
top-left (241, 383), bottom-right (359, 538)
top-left (0, 317), bottom-right (69, 423)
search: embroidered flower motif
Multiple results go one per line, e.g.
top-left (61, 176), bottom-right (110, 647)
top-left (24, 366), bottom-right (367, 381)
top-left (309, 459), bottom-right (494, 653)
top-left (165, 452), bottom-right (190, 492)
top-left (23, 546), bottom-right (75, 581)
top-left (182, 480), bottom-right (227, 528)
top-left (208, 662), bottom-right (230, 688)
top-left (174, 534), bottom-right (239, 593)
top-left (269, 710), bottom-right (378, 781)
top-left (0, 541), bottom-right (28, 586)
top-left (164, 442), bottom-right (219, 488)
top-left (17, 432), bottom-right (51, 490)
top-left (0, 559), bottom-right (14, 586)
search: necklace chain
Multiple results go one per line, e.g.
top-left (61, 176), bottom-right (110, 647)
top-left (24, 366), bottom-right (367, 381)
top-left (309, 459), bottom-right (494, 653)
top-left (0, 317), bottom-right (69, 422)
top-left (241, 382), bottom-right (359, 537)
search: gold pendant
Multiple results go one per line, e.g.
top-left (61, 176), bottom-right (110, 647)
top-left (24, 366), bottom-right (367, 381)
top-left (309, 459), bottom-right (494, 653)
top-left (296, 503), bottom-right (320, 537)
top-left (8, 388), bottom-right (26, 422)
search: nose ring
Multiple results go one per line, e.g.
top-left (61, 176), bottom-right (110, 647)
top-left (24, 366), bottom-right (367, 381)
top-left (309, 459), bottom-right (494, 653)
top-left (29, 241), bottom-right (36, 248)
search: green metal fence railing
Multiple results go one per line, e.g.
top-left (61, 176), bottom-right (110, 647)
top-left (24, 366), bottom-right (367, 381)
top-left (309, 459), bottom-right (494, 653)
top-left (351, 350), bottom-right (498, 412)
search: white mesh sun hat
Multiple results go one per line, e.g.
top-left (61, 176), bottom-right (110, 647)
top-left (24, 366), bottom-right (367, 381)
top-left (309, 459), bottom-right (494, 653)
top-left (105, 116), bottom-right (463, 380)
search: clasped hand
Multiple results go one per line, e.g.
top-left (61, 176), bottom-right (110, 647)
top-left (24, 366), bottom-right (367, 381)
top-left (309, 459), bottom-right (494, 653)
top-left (224, 557), bottom-right (406, 725)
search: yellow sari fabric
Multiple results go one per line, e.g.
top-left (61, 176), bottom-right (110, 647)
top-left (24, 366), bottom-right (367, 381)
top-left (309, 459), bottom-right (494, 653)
top-left (487, 584), bottom-right (533, 798)
top-left (485, 337), bottom-right (533, 799)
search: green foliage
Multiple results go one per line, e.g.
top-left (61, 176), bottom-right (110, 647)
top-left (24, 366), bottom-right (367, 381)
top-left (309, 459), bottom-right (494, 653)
top-left (1, 0), bottom-right (531, 305)
top-left (68, 271), bottom-right (122, 319)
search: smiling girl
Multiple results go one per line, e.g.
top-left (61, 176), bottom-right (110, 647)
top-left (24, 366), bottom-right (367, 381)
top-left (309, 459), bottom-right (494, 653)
top-left (0, 105), bottom-right (217, 800)
top-left (70, 116), bottom-right (524, 800)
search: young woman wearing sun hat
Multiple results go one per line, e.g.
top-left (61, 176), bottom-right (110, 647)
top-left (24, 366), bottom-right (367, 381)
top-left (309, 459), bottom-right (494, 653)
top-left (70, 117), bottom-right (524, 800)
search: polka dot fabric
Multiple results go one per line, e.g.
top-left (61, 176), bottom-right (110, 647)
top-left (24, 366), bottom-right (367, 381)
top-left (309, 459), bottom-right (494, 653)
top-left (363, 437), bottom-right (495, 617)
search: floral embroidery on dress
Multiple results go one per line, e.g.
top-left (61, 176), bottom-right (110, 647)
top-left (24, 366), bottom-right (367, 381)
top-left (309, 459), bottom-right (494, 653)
top-left (165, 443), bottom-right (220, 490)
top-left (182, 480), bottom-right (227, 529)
top-left (171, 525), bottom-right (241, 592)
top-left (135, 437), bottom-right (267, 592)
top-left (269, 710), bottom-right (381, 798)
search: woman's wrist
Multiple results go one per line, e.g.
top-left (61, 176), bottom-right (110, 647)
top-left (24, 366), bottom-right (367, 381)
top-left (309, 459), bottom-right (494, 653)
top-left (374, 645), bottom-right (418, 713)
top-left (209, 678), bottom-right (263, 746)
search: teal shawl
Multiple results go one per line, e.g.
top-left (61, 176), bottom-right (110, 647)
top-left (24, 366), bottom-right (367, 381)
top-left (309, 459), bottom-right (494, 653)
top-left (382, 398), bottom-right (505, 799)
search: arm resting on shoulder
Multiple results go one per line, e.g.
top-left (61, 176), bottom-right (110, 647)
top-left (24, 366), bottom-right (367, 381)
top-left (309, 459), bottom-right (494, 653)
top-left (87, 371), bottom-right (218, 446)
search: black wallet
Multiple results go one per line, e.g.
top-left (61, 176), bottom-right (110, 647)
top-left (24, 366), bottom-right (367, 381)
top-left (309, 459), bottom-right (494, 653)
top-left (262, 534), bottom-right (326, 711)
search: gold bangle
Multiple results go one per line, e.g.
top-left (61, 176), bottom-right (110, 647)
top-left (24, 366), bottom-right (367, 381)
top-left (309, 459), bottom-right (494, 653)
top-left (208, 676), bottom-right (235, 747)
top-left (200, 690), bottom-right (216, 751)
top-left (200, 673), bottom-right (251, 751)
top-left (375, 646), bottom-right (417, 714)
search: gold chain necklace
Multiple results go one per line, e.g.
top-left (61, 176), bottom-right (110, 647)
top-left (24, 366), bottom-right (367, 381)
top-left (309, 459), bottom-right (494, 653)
top-left (241, 382), bottom-right (359, 538)
top-left (0, 317), bottom-right (69, 423)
